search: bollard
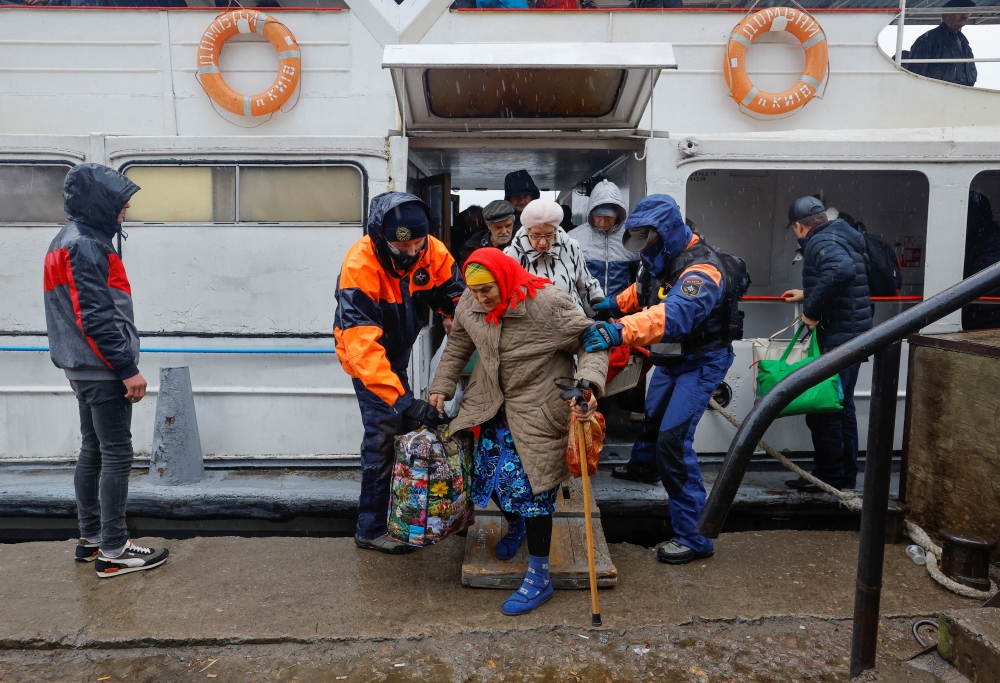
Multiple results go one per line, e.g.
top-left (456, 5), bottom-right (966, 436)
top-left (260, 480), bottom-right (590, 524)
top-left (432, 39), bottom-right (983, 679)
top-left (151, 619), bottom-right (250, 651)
top-left (149, 366), bottom-right (205, 485)
top-left (939, 529), bottom-right (996, 592)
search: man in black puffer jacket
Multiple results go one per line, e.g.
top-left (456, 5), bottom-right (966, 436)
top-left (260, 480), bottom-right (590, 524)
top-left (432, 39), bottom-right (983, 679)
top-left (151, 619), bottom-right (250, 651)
top-left (781, 197), bottom-right (872, 492)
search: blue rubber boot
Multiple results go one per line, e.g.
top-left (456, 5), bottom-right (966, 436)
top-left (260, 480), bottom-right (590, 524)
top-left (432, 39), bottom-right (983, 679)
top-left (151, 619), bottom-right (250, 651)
top-left (501, 554), bottom-right (553, 615)
top-left (495, 516), bottom-right (526, 560)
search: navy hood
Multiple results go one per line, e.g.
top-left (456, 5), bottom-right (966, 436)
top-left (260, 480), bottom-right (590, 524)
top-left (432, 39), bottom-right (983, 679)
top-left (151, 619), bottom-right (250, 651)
top-left (63, 163), bottom-right (140, 239)
top-left (504, 170), bottom-right (540, 202)
top-left (366, 191), bottom-right (432, 277)
top-left (623, 194), bottom-right (692, 276)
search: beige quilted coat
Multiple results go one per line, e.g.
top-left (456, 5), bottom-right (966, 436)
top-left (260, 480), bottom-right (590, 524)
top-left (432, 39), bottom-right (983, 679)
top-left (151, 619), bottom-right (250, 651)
top-left (429, 286), bottom-right (609, 494)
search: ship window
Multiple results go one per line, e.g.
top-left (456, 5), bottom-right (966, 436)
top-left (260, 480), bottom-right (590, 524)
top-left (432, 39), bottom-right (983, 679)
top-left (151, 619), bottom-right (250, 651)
top-left (424, 68), bottom-right (626, 119)
top-left (122, 164), bottom-right (363, 224)
top-left (124, 166), bottom-right (236, 223)
top-left (0, 164), bottom-right (71, 224)
top-left (239, 166), bottom-right (363, 223)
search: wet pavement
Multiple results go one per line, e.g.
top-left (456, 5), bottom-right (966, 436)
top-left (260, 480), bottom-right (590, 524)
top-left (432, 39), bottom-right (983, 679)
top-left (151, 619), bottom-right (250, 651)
top-left (0, 531), bottom-right (978, 681)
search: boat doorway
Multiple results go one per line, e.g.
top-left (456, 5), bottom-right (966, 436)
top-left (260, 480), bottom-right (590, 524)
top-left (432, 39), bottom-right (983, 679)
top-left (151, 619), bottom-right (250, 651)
top-left (406, 138), bottom-right (648, 453)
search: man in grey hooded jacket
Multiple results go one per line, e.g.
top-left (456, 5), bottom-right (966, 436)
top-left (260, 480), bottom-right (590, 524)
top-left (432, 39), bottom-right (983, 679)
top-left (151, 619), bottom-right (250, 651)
top-left (569, 180), bottom-right (638, 304)
top-left (44, 163), bottom-right (169, 578)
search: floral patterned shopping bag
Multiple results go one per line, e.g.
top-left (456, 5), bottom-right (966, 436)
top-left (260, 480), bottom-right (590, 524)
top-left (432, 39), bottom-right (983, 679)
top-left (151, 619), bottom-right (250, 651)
top-left (387, 427), bottom-right (474, 547)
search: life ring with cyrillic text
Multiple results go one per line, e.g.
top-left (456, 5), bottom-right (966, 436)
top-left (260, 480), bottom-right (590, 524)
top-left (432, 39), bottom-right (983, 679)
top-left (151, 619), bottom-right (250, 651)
top-left (724, 8), bottom-right (828, 117)
top-left (196, 9), bottom-right (300, 118)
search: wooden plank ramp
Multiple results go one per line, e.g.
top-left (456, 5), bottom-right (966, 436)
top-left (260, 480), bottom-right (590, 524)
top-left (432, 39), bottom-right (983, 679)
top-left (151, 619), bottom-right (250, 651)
top-left (461, 477), bottom-right (617, 589)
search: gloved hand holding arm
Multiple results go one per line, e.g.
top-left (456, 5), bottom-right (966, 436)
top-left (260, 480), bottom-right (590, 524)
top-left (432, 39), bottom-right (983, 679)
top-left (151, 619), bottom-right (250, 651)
top-left (581, 321), bottom-right (624, 352)
top-left (591, 297), bottom-right (613, 321)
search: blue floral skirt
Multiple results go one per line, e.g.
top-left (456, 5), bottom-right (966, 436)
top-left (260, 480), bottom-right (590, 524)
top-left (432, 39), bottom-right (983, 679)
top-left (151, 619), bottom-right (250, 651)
top-left (472, 415), bottom-right (557, 518)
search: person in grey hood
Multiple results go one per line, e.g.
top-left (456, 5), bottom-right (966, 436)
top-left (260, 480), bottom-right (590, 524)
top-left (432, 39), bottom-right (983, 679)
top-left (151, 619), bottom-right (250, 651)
top-left (44, 163), bottom-right (169, 577)
top-left (569, 180), bottom-right (638, 305)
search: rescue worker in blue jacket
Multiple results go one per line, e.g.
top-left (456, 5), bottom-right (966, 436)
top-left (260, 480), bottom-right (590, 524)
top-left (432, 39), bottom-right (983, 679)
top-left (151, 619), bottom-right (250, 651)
top-left (582, 194), bottom-right (734, 565)
top-left (569, 180), bottom-right (638, 305)
top-left (334, 192), bottom-right (465, 554)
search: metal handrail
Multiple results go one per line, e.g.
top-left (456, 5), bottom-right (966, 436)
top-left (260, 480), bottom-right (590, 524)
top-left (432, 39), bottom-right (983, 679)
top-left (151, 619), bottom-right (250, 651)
top-left (697, 258), bottom-right (1000, 539)
top-left (696, 259), bottom-right (1000, 678)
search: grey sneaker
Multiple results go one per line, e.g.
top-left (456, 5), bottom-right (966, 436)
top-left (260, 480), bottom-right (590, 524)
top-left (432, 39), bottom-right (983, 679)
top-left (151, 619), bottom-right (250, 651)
top-left (354, 534), bottom-right (416, 555)
top-left (657, 541), bottom-right (714, 565)
top-left (75, 538), bottom-right (100, 563)
top-left (95, 540), bottom-right (169, 578)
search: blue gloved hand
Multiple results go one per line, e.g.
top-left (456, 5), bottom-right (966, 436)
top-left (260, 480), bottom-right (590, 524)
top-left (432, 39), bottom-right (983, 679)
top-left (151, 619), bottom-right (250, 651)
top-left (592, 298), bottom-right (612, 313)
top-left (591, 297), bottom-right (613, 321)
top-left (581, 322), bottom-right (624, 352)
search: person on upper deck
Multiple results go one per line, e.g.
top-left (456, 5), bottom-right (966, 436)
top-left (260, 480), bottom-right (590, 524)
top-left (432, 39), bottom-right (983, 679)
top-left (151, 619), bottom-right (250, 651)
top-left (428, 248), bottom-right (608, 615)
top-left (505, 170), bottom-right (541, 230)
top-left (782, 196), bottom-right (872, 493)
top-left (906, 0), bottom-right (977, 87)
top-left (334, 192), bottom-right (465, 554)
top-left (505, 198), bottom-right (606, 316)
top-left (578, 194), bottom-right (736, 565)
top-left (459, 200), bottom-right (516, 268)
top-left (570, 180), bottom-right (639, 306)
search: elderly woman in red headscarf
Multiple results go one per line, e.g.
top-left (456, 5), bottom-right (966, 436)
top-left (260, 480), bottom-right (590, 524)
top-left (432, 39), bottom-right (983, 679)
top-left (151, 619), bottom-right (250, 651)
top-left (428, 249), bottom-right (608, 615)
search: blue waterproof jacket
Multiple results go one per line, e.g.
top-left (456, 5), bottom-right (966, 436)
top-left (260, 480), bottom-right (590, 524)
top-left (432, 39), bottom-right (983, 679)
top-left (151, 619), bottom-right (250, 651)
top-left (799, 218), bottom-right (873, 351)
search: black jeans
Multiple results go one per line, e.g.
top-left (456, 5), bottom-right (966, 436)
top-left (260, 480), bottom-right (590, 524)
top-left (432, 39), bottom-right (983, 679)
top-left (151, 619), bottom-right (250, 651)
top-left (804, 361), bottom-right (862, 487)
top-left (70, 379), bottom-right (134, 554)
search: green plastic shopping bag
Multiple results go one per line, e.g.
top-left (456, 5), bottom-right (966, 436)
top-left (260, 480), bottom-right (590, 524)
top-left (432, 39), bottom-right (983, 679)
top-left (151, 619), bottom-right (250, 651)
top-left (755, 324), bottom-right (844, 417)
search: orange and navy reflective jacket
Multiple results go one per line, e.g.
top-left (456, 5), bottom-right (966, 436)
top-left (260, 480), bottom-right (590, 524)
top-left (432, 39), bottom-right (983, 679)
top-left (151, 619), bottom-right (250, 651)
top-left (334, 193), bottom-right (464, 407)
top-left (613, 235), bottom-right (724, 351)
top-left (608, 194), bottom-right (727, 357)
top-left (44, 164), bottom-right (141, 381)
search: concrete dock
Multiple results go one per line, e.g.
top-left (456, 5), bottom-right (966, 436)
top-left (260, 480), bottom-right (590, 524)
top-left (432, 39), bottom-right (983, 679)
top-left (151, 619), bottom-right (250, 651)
top-left (0, 530), bottom-right (976, 682)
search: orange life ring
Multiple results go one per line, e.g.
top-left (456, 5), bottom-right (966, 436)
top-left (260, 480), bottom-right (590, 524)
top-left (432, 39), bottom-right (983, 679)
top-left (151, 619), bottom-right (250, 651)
top-left (196, 9), bottom-right (300, 118)
top-left (724, 8), bottom-right (828, 117)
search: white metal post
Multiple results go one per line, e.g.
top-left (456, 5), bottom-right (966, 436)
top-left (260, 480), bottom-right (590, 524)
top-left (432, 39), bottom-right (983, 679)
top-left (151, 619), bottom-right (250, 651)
top-left (895, 0), bottom-right (907, 66)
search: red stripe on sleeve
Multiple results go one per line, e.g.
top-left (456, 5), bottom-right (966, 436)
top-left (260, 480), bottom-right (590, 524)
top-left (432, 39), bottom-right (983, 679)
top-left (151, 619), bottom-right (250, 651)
top-left (44, 249), bottom-right (71, 291)
top-left (47, 248), bottom-right (111, 368)
top-left (107, 254), bottom-right (131, 295)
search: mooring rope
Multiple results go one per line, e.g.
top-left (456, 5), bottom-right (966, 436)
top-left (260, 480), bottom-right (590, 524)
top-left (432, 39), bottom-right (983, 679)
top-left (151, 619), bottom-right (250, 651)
top-left (708, 398), bottom-right (996, 600)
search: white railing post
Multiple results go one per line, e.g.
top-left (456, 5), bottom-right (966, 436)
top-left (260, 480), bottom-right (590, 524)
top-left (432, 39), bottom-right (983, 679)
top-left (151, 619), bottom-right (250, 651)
top-left (895, 0), bottom-right (907, 66)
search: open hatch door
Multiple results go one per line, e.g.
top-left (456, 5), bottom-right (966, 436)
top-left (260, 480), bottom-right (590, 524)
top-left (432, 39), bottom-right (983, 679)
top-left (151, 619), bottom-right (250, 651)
top-left (383, 43), bottom-right (676, 134)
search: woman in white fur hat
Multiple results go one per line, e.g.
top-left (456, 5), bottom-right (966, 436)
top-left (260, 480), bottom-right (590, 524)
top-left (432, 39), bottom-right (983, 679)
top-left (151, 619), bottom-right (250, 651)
top-left (504, 198), bottom-right (605, 317)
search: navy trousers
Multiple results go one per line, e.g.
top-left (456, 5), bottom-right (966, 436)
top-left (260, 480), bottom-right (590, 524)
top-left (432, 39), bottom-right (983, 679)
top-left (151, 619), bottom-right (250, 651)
top-left (805, 361), bottom-right (861, 488)
top-left (626, 347), bottom-right (734, 554)
top-left (352, 368), bottom-right (415, 541)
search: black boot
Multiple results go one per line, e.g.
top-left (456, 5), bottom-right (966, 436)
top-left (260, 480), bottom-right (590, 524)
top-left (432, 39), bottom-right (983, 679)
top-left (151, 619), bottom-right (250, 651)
top-left (611, 465), bottom-right (660, 484)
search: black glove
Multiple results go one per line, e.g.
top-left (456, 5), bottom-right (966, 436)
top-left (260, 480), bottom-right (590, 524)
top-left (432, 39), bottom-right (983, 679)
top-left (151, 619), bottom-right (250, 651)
top-left (402, 399), bottom-right (448, 427)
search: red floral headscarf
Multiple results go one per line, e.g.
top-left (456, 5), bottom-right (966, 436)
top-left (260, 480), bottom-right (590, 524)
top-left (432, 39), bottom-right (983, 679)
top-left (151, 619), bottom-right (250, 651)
top-left (463, 248), bottom-right (551, 325)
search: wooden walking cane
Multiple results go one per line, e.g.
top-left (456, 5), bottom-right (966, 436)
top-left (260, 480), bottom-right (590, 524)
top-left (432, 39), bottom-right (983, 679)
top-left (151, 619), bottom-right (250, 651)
top-left (555, 377), bottom-right (603, 627)
top-left (574, 404), bottom-right (602, 627)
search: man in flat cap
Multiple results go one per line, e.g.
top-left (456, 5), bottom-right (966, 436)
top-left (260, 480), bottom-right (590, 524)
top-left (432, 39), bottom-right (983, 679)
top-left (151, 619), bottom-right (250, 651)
top-left (459, 199), bottom-right (517, 268)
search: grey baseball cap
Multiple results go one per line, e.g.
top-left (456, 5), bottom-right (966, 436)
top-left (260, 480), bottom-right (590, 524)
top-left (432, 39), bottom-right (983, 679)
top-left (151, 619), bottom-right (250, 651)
top-left (787, 196), bottom-right (826, 229)
top-left (591, 205), bottom-right (619, 219)
top-left (622, 226), bottom-right (659, 252)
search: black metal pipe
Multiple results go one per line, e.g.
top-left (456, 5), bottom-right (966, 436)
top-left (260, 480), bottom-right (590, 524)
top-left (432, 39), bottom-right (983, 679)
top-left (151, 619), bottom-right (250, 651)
top-left (697, 259), bottom-right (1000, 539)
top-left (850, 341), bottom-right (902, 679)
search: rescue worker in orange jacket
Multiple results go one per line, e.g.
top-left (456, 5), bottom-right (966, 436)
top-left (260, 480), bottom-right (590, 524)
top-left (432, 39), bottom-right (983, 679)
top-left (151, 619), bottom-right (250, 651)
top-left (584, 194), bottom-right (735, 565)
top-left (335, 192), bottom-right (465, 554)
